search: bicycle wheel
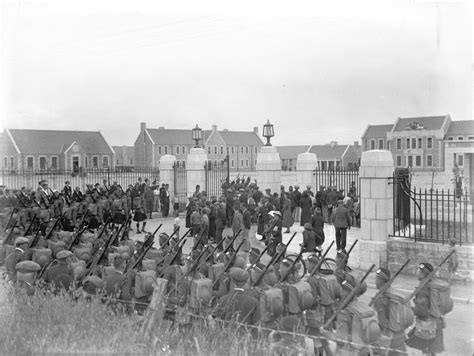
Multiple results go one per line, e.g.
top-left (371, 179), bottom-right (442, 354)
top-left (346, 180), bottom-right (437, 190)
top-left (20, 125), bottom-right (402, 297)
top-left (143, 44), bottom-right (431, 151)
top-left (285, 253), bottom-right (307, 281)
top-left (322, 258), bottom-right (352, 272)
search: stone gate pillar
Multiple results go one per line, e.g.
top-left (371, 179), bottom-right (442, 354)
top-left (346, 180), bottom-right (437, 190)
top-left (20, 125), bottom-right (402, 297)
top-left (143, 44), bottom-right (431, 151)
top-left (158, 155), bottom-right (176, 201)
top-left (296, 152), bottom-right (318, 190)
top-left (256, 146), bottom-right (281, 194)
top-left (359, 150), bottom-right (394, 269)
top-left (186, 148), bottom-right (207, 197)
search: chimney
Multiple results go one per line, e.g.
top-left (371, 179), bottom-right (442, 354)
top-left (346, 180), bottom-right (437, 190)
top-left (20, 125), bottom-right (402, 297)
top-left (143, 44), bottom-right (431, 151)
top-left (353, 141), bottom-right (359, 147)
top-left (253, 126), bottom-right (258, 134)
top-left (330, 141), bottom-right (337, 148)
top-left (212, 125), bottom-right (217, 132)
top-left (140, 122), bottom-right (146, 132)
top-left (158, 126), bottom-right (165, 130)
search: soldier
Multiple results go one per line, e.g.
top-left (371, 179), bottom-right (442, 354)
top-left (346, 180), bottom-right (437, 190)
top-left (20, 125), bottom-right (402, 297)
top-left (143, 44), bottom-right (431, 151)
top-left (373, 267), bottom-right (408, 356)
top-left (266, 211), bottom-right (282, 257)
top-left (132, 191), bottom-right (147, 234)
top-left (406, 262), bottom-right (445, 355)
top-left (214, 267), bottom-right (260, 327)
top-left (5, 236), bottom-right (30, 283)
top-left (270, 315), bottom-right (307, 356)
top-left (104, 255), bottom-right (134, 309)
top-left (43, 250), bottom-right (75, 291)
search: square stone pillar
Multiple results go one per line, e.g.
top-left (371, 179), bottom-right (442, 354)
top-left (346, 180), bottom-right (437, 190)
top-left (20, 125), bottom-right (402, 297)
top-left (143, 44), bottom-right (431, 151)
top-left (256, 146), bottom-right (281, 194)
top-left (296, 152), bottom-right (318, 190)
top-left (359, 150), bottom-right (394, 269)
top-left (158, 155), bottom-right (176, 201)
top-left (186, 148), bottom-right (207, 196)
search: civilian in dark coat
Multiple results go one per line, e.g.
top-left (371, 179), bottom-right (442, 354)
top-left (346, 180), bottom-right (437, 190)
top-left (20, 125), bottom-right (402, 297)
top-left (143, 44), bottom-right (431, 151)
top-left (331, 200), bottom-right (351, 252)
top-left (310, 207), bottom-right (325, 247)
top-left (215, 203), bottom-right (227, 250)
top-left (300, 191), bottom-right (313, 226)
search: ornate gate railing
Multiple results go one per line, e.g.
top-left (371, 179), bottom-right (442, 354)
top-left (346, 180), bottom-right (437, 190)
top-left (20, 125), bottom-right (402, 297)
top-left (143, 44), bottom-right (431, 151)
top-left (205, 156), bottom-right (229, 199)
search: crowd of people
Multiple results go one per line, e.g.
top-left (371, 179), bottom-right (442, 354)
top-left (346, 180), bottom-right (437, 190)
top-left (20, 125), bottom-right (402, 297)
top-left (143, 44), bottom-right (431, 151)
top-left (0, 177), bottom-right (453, 356)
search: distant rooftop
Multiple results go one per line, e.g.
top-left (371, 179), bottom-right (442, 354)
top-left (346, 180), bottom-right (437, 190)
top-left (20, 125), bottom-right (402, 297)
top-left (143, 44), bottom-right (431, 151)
top-left (362, 124), bottom-right (393, 138)
top-left (394, 115), bottom-right (449, 131)
top-left (446, 120), bottom-right (474, 136)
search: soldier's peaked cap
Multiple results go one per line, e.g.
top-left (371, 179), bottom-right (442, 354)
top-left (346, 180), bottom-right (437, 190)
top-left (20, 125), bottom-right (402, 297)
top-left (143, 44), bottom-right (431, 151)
top-left (419, 262), bottom-right (434, 274)
top-left (376, 267), bottom-right (391, 282)
top-left (14, 236), bottom-right (29, 245)
top-left (56, 250), bottom-right (73, 260)
top-left (229, 267), bottom-right (249, 282)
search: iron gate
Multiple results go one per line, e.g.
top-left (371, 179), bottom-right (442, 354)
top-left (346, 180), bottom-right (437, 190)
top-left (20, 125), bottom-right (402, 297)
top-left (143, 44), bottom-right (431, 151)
top-left (205, 156), bottom-right (229, 199)
top-left (173, 163), bottom-right (187, 209)
top-left (390, 168), bottom-right (471, 245)
top-left (313, 168), bottom-right (360, 199)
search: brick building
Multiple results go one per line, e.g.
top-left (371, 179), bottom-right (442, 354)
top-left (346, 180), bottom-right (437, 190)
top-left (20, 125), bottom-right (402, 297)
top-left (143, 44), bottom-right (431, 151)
top-left (112, 146), bottom-right (135, 169)
top-left (0, 129), bottom-right (115, 171)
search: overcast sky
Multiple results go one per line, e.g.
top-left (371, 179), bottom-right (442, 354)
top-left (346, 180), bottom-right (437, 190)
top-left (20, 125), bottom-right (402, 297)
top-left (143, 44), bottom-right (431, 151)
top-left (0, 0), bottom-right (472, 147)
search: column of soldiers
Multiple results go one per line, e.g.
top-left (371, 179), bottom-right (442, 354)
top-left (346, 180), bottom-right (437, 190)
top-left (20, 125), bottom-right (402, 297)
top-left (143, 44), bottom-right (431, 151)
top-left (1, 178), bottom-right (452, 356)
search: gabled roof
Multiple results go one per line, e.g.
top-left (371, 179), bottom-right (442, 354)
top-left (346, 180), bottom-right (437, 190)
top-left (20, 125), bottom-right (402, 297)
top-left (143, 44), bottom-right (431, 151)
top-left (394, 115), bottom-right (449, 131)
top-left (146, 128), bottom-right (196, 145)
top-left (446, 120), bottom-right (474, 136)
top-left (218, 130), bottom-right (263, 146)
top-left (351, 145), bottom-right (362, 159)
top-left (6, 129), bottom-right (114, 155)
top-left (309, 145), bottom-right (349, 160)
top-left (362, 124), bottom-right (393, 138)
top-left (276, 146), bottom-right (310, 160)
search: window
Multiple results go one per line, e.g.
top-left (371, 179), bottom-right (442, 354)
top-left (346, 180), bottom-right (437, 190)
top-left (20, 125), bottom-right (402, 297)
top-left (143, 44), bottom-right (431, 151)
top-left (397, 139), bottom-right (402, 150)
top-left (321, 161), bottom-right (327, 170)
top-left (468, 136), bottom-right (474, 140)
top-left (214, 146), bottom-right (217, 155)
top-left (396, 155), bottom-right (402, 167)
top-left (130, 159), bottom-right (133, 165)
top-left (240, 147), bottom-right (244, 154)
top-left (448, 137), bottom-right (454, 141)
top-left (246, 147), bottom-right (249, 154)
top-left (51, 157), bottom-right (58, 169)
top-left (418, 138), bottom-right (422, 149)
top-left (231, 159), bottom-right (235, 168)
top-left (27, 157), bottom-right (34, 169)
top-left (116, 159), bottom-right (120, 165)
top-left (176, 146), bottom-right (180, 155)
top-left (3, 156), bottom-right (7, 168)
top-left (164, 146), bottom-right (168, 154)
top-left (220, 146), bottom-right (224, 155)
top-left (207, 146), bottom-right (211, 154)
top-left (427, 138), bottom-right (432, 149)
top-left (158, 146), bottom-right (162, 154)
top-left (328, 161), bottom-right (335, 170)
top-left (10, 157), bottom-right (14, 169)
top-left (254, 147), bottom-right (258, 154)
top-left (92, 156), bottom-right (99, 168)
top-left (427, 155), bottom-right (433, 167)
top-left (458, 154), bottom-right (464, 166)
top-left (245, 159), bottom-right (249, 167)
top-left (231, 147), bottom-right (235, 154)
top-left (240, 159), bottom-right (243, 167)
top-left (39, 156), bottom-right (47, 170)
top-left (378, 139), bottom-right (384, 149)
top-left (412, 138), bottom-right (416, 149)
top-left (348, 163), bottom-right (353, 170)
top-left (102, 156), bottom-right (109, 168)
top-left (370, 139), bottom-right (376, 150)
top-left (408, 156), bottom-right (413, 167)
top-left (182, 146), bottom-right (186, 154)
top-left (458, 137), bottom-right (464, 141)
top-left (72, 156), bottom-right (80, 171)
top-left (406, 139), bottom-right (410, 149)
top-left (415, 156), bottom-right (421, 167)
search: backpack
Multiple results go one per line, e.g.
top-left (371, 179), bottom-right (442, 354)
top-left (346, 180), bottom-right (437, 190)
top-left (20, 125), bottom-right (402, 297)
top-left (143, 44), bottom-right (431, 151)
top-left (142, 258), bottom-right (157, 271)
top-left (88, 203), bottom-right (98, 216)
top-left (189, 278), bottom-right (213, 309)
top-left (344, 300), bottom-right (381, 345)
top-left (135, 270), bottom-right (156, 298)
top-left (345, 270), bottom-right (367, 296)
top-left (315, 273), bottom-right (341, 306)
top-left (209, 263), bottom-right (226, 284)
top-left (32, 248), bottom-right (52, 267)
top-left (259, 287), bottom-right (284, 322)
top-left (71, 260), bottom-right (86, 280)
top-left (384, 287), bottom-right (415, 332)
top-left (75, 247), bottom-right (92, 263)
top-left (48, 240), bottom-right (66, 258)
top-left (288, 281), bottom-right (314, 314)
top-left (112, 199), bottom-right (122, 211)
top-left (429, 279), bottom-right (454, 317)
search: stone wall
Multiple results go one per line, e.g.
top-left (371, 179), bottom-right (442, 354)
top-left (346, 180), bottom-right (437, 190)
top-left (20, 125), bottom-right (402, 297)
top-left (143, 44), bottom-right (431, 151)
top-left (387, 238), bottom-right (474, 281)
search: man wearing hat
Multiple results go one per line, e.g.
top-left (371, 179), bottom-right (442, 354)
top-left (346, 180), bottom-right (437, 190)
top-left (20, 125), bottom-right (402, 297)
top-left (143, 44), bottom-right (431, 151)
top-left (43, 250), bottom-right (74, 290)
top-left (104, 255), bottom-right (133, 301)
top-left (265, 210), bottom-right (282, 257)
top-left (292, 185), bottom-right (301, 223)
top-left (331, 199), bottom-right (351, 253)
top-left (5, 236), bottom-right (30, 283)
top-left (214, 267), bottom-right (260, 326)
top-left (406, 262), bottom-right (445, 355)
top-left (373, 267), bottom-right (408, 356)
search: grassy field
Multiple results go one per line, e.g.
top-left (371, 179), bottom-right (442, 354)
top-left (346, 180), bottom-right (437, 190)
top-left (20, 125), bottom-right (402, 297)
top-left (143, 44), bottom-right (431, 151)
top-left (0, 281), bottom-right (273, 355)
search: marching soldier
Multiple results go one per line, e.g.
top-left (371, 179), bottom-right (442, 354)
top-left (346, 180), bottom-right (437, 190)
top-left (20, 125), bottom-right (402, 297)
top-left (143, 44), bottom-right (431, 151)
top-left (5, 236), bottom-right (31, 283)
top-left (43, 250), bottom-right (75, 291)
top-left (132, 191), bottom-right (147, 233)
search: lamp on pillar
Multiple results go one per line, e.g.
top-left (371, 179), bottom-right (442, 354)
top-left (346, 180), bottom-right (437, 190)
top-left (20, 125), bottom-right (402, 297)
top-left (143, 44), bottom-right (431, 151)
top-left (262, 120), bottom-right (274, 146)
top-left (192, 124), bottom-right (203, 148)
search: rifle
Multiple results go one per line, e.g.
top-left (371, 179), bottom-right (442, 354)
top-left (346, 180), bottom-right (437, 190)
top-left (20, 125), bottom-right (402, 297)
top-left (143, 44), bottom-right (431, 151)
top-left (15, 194), bottom-right (28, 209)
top-left (249, 245), bottom-right (270, 269)
top-left (24, 214), bottom-right (38, 237)
top-left (251, 233), bottom-right (296, 287)
top-left (162, 233), bottom-right (188, 270)
top-left (278, 249), bottom-right (305, 283)
top-left (323, 264), bottom-right (376, 329)
top-left (67, 225), bottom-right (88, 251)
top-left (309, 240), bottom-right (335, 276)
top-left (273, 232), bottom-right (297, 265)
top-left (404, 251), bottom-right (454, 303)
top-left (125, 235), bottom-right (156, 272)
top-left (4, 207), bottom-right (18, 232)
top-left (43, 211), bottom-right (67, 241)
top-left (369, 259), bottom-right (410, 307)
top-left (221, 229), bottom-right (242, 255)
top-left (120, 214), bottom-right (131, 241)
top-left (346, 239), bottom-right (358, 256)
top-left (28, 223), bottom-right (43, 249)
top-left (157, 229), bottom-right (192, 278)
top-left (86, 222), bottom-right (123, 276)
top-left (211, 239), bottom-right (246, 289)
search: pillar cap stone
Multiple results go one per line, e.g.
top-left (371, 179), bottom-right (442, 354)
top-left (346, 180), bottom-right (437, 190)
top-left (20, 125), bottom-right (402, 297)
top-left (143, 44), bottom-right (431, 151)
top-left (361, 150), bottom-right (394, 167)
top-left (159, 154), bottom-right (176, 169)
top-left (296, 152), bottom-right (318, 170)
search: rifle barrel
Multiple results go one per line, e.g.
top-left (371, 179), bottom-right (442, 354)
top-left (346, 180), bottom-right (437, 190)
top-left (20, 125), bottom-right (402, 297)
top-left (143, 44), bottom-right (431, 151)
top-left (369, 259), bottom-right (410, 306)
